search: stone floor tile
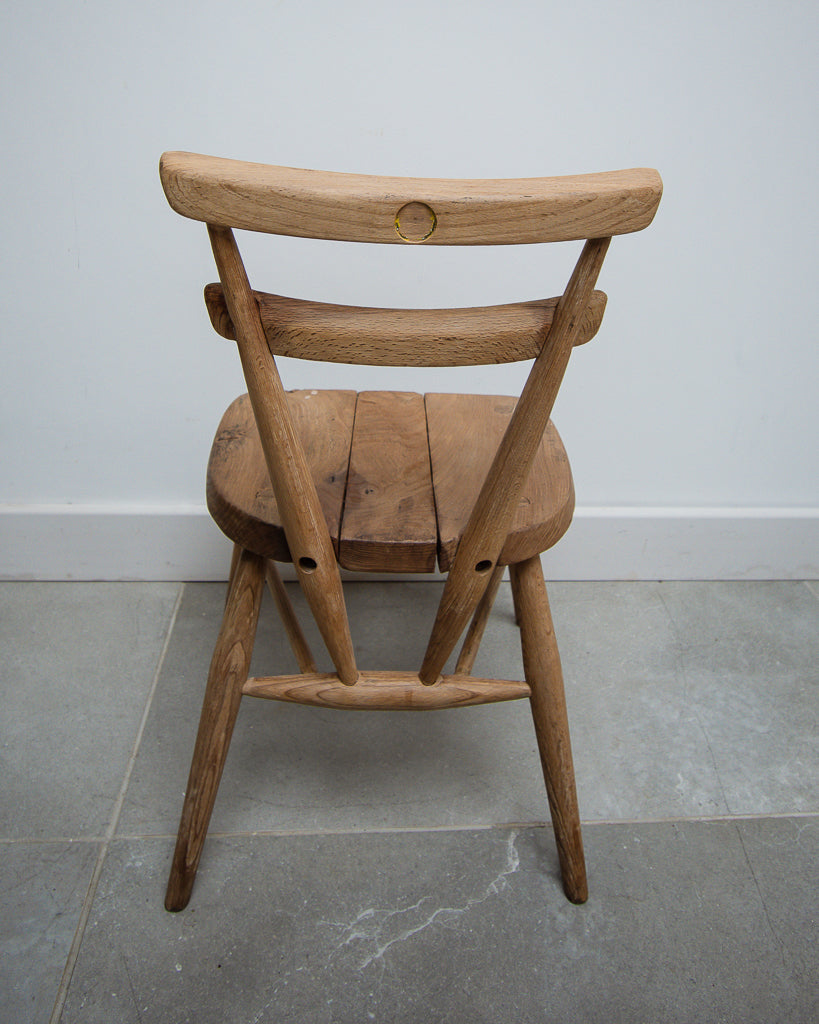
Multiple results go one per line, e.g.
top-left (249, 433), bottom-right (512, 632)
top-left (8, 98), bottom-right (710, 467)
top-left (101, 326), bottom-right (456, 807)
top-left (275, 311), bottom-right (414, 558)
top-left (651, 582), bottom-right (819, 814)
top-left (118, 582), bottom-right (556, 835)
top-left (0, 583), bottom-right (181, 838)
top-left (734, 815), bottom-right (818, 994)
top-left (60, 820), bottom-right (818, 1024)
top-left (0, 840), bottom-right (99, 1024)
top-left (547, 581), bottom-right (733, 820)
top-left (122, 581), bottom-right (778, 836)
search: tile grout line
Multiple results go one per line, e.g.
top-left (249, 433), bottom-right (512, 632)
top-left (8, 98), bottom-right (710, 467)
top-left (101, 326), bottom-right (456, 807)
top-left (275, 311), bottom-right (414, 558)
top-left (49, 583), bottom-right (185, 1024)
top-left (8, 809), bottom-right (819, 848)
top-left (83, 808), bottom-right (819, 843)
top-left (2, 805), bottom-right (819, 847)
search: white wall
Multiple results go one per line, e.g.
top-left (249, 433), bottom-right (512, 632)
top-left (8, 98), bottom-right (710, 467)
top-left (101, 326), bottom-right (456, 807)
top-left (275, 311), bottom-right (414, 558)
top-left (1, 0), bottom-right (817, 579)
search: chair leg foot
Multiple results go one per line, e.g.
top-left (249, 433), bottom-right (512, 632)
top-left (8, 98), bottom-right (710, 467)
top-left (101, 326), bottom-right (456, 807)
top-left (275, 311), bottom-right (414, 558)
top-left (165, 548), bottom-right (265, 912)
top-left (510, 556), bottom-right (587, 904)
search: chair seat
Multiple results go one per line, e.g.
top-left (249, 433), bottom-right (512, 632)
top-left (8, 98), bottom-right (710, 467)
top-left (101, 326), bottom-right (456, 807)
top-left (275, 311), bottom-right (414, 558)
top-left (207, 390), bottom-right (575, 573)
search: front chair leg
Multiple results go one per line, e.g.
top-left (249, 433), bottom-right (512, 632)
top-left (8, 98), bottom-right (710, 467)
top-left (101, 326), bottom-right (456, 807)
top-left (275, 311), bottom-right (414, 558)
top-left (165, 547), bottom-right (265, 911)
top-left (510, 555), bottom-right (587, 904)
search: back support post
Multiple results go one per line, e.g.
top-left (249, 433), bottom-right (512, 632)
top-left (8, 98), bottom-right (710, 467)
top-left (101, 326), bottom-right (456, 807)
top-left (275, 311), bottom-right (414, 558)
top-left (207, 225), bottom-right (358, 684)
top-left (419, 237), bottom-right (611, 684)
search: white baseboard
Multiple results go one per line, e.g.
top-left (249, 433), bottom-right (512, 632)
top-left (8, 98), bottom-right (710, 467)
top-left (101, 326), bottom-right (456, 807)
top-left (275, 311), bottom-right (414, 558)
top-left (1, 504), bottom-right (817, 581)
top-left (542, 507), bottom-right (819, 581)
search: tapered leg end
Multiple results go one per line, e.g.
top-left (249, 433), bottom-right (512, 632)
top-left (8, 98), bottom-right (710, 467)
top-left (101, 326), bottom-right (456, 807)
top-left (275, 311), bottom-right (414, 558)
top-left (164, 883), bottom-right (193, 913)
top-left (511, 556), bottom-right (588, 905)
top-left (561, 860), bottom-right (589, 904)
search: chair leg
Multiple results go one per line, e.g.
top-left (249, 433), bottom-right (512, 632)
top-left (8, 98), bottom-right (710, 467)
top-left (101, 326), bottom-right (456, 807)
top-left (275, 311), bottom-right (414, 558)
top-left (509, 556), bottom-right (587, 904)
top-left (225, 542), bottom-right (241, 606)
top-left (511, 585), bottom-right (521, 628)
top-left (165, 547), bottom-right (265, 911)
top-left (455, 563), bottom-right (504, 674)
top-left (265, 560), bottom-right (317, 673)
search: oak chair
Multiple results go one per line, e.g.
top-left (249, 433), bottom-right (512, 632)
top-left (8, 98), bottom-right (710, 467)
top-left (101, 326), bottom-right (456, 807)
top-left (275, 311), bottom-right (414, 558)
top-left (159, 151), bottom-right (662, 911)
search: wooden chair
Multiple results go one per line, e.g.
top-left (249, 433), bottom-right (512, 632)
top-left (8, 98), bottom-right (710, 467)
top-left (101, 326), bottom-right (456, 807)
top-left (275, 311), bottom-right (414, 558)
top-left (159, 152), bottom-right (662, 911)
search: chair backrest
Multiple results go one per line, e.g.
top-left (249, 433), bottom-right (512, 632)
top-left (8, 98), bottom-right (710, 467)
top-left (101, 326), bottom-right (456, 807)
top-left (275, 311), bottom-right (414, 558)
top-left (160, 152), bottom-right (661, 245)
top-left (160, 151), bottom-right (661, 685)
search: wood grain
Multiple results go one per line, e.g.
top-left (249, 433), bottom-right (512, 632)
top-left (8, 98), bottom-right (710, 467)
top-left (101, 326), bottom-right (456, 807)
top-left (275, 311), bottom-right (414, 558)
top-left (165, 547), bottom-right (265, 911)
top-left (419, 237), bottom-right (610, 683)
top-left (454, 563), bottom-right (505, 675)
top-left (206, 390), bottom-right (356, 562)
top-left (265, 560), bottom-right (317, 673)
top-left (226, 542), bottom-right (241, 604)
top-left (161, 152), bottom-right (662, 245)
top-left (243, 670), bottom-right (530, 709)
top-left (208, 390), bottom-right (575, 576)
top-left (160, 148), bottom-right (662, 910)
top-left (339, 392), bottom-right (437, 573)
top-left (510, 556), bottom-right (587, 903)
top-left (204, 284), bottom-right (608, 365)
top-left (426, 394), bottom-right (575, 572)
top-left (208, 226), bottom-right (357, 684)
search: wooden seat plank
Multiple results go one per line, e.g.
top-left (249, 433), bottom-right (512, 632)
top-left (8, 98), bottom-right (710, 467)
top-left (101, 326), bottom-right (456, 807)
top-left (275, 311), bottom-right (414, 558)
top-left (339, 391), bottom-right (438, 572)
top-left (207, 390), bottom-right (356, 560)
top-left (425, 393), bottom-right (575, 571)
top-left (209, 390), bottom-right (574, 573)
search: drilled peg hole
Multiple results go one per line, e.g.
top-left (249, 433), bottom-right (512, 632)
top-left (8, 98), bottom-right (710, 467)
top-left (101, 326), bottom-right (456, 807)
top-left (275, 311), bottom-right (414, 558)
top-left (298, 556), bottom-right (317, 572)
top-left (475, 560), bottom-right (493, 573)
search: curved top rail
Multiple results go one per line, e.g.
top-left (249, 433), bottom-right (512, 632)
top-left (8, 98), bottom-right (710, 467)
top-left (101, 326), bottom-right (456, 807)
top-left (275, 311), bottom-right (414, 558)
top-left (160, 151), bottom-right (662, 245)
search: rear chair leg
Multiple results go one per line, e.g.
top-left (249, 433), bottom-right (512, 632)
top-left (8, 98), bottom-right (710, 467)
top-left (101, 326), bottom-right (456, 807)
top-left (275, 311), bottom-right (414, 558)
top-left (510, 555), bottom-right (587, 904)
top-left (165, 548), bottom-right (265, 911)
top-left (265, 560), bottom-right (317, 673)
top-left (455, 563), bottom-right (504, 675)
top-left (225, 542), bottom-right (241, 606)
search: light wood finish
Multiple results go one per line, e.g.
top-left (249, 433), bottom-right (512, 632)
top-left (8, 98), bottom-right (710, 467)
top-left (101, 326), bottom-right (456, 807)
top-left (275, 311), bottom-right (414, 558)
top-left (419, 237), bottom-right (610, 684)
top-left (207, 391), bottom-right (573, 575)
top-left (340, 391), bottom-right (437, 573)
top-left (426, 394), bottom-right (574, 571)
top-left (265, 561), bottom-right (317, 673)
top-left (160, 152), bottom-right (661, 909)
top-left (165, 547), bottom-right (265, 911)
top-left (455, 564), bottom-right (505, 675)
top-left (510, 556), bottom-right (587, 903)
top-left (207, 226), bottom-right (357, 685)
top-left (204, 284), bottom-right (608, 365)
top-left (243, 670), bottom-right (530, 710)
top-left (207, 391), bottom-right (356, 561)
top-left (161, 152), bottom-right (662, 245)
top-left (226, 542), bottom-right (241, 606)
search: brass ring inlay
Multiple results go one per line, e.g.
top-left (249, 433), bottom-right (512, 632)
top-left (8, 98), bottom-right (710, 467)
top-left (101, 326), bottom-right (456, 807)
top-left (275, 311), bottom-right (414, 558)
top-left (395, 201), bottom-right (437, 242)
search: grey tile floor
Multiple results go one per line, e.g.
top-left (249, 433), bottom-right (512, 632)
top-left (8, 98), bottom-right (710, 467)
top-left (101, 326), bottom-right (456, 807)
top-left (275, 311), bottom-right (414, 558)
top-left (1, 579), bottom-right (817, 1023)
